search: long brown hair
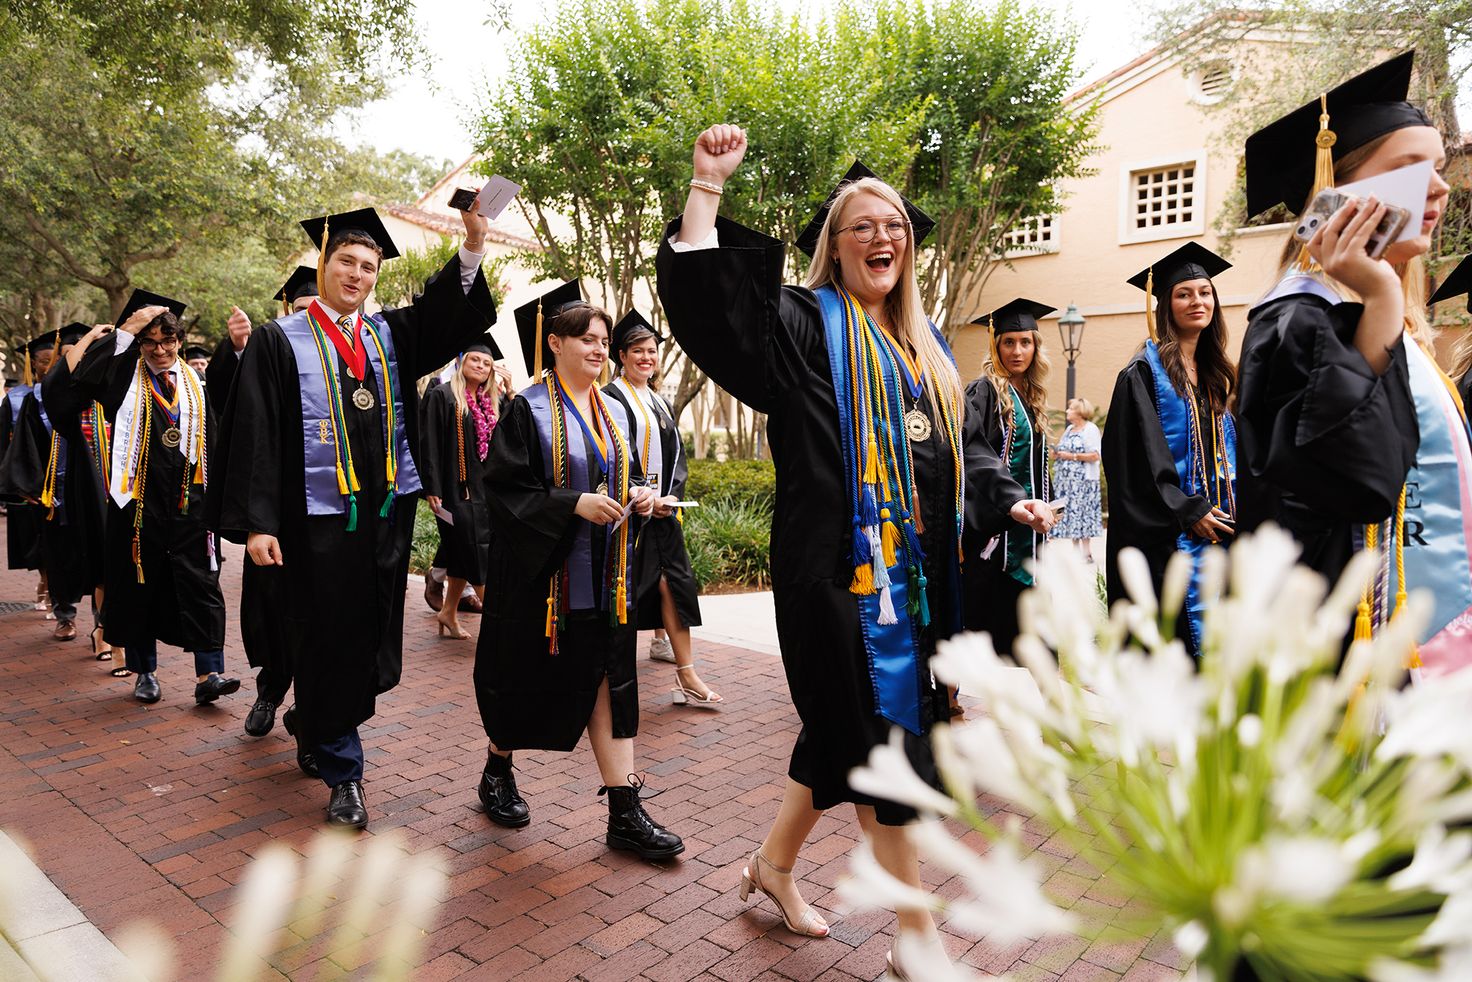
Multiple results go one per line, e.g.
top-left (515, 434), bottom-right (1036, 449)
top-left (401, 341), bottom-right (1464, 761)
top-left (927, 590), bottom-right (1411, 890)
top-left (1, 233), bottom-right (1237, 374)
top-left (1155, 282), bottom-right (1236, 414)
top-left (982, 330), bottom-right (1051, 428)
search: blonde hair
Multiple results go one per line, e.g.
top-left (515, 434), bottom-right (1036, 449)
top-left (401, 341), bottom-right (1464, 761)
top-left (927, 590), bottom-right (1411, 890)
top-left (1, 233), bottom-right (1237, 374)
top-left (983, 329), bottom-right (1052, 428)
top-left (803, 178), bottom-right (964, 424)
top-left (1067, 397), bottom-right (1094, 418)
top-left (449, 351), bottom-right (494, 416)
top-left (1266, 131), bottom-right (1434, 351)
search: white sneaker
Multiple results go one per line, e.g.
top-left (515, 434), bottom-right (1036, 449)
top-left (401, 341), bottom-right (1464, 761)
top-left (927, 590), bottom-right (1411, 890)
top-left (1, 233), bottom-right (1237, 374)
top-left (648, 637), bottom-right (675, 663)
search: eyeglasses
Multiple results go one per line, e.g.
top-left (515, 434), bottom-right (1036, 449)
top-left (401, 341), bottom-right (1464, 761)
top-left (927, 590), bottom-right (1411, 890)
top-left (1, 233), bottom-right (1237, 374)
top-left (834, 219), bottom-right (910, 244)
top-left (139, 337), bottom-right (180, 350)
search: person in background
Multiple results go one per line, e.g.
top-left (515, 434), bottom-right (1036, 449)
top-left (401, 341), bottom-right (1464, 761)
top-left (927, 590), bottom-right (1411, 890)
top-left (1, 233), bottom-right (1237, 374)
top-left (183, 344), bottom-right (210, 381)
top-left (1, 334), bottom-right (52, 609)
top-left (1049, 397), bottom-right (1102, 561)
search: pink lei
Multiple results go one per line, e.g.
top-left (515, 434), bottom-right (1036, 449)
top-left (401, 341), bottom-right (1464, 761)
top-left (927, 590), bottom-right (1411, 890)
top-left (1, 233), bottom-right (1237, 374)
top-left (467, 389), bottom-right (497, 461)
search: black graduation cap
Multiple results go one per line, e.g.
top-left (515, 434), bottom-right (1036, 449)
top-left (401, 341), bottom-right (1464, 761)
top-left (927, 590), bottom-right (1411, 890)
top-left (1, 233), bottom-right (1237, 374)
top-left (610, 309), bottom-right (665, 353)
top-left (183, 344), bottom-right (211, 361)
top-left (462, 332), bottom-right (505, 361)
top-left (277, 265), bottom-right (319, 306)
top-left (1126, 242), bottom-right (1232, 299)
top-left (21, 329), bottom-right (59, 357)
top-left (1430, 255), bottom-right (1472, 309)
top-left (1244, 51), bottom-right (1431, 217)
top-left (298, 207), bottom-right (400, 261)
top-left (977, 298), bottom-right (1056, 335)
top-left (795, 161), bottom-right (937, 259)
top-left (512, 280), bottom-right (585, 378)
top-left (115, 289), bottom-right (187, 329)
top-left (58, 322), bottom-right (90, 346)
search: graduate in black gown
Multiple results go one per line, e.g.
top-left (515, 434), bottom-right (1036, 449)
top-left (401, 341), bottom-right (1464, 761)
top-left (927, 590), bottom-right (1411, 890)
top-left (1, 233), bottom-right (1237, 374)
top-left (962, 299), bottom-right (1056, 660)
top-left (1432, 255), bottom-right (1472, 406)
top-left (601, 310), bottom-right (718, 707)
top-left (419, 337), bottom-right (502, 641)
top-left (1, 335), bottom-right (52, 605)
top-left (210, 271), bottom-right (316, 769)
top-left (472, 284), bottom-right (681, 861)
top-left (1236, 53), bottom-right (1455, 622)
top-left (0, 326), bottom-right (94, 642)
top-left (59, 291), bottom-right (238, 706)
top-left (657, 130), bottom-right (1051, 971)
top-left (1103, 244), bottom-right (1238, 657)
top-left (209, 206), bottom-right (495, 829)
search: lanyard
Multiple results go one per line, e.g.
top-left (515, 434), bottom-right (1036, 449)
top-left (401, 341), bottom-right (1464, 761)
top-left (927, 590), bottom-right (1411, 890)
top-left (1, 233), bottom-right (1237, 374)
top-left (148, 370), bottom-right (180, 427)
top-left (308, 301), bottom-right (366, 380)
top-left (554, 372), bottom-right (608, 475)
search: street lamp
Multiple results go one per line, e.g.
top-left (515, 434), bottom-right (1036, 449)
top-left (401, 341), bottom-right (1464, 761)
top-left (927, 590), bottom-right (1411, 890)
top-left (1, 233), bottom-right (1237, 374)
top-left (1057, 303), bottom-right (1086, 403)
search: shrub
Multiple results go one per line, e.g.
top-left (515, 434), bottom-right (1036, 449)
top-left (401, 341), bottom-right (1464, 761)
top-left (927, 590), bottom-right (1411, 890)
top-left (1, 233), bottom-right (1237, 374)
top-left (410, 499), bottom-right (439, 574)
top-left (683, 498), bottom-right (771, 590)
top-left (684, 458), bottom-right (776, 510)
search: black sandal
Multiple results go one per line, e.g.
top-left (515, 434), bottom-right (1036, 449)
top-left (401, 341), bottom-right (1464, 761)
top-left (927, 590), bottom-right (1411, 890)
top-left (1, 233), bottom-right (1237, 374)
top-left (92, 627), bottom-right (113, 661)
top-left (109, 666), bottom-right (132, 678)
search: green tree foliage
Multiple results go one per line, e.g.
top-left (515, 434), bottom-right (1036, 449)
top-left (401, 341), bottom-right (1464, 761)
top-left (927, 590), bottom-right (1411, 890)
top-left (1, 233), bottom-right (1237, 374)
top-left (0, 2), bottom-right (435, 357)
top-left (375, 237), bottom-right (517, 314)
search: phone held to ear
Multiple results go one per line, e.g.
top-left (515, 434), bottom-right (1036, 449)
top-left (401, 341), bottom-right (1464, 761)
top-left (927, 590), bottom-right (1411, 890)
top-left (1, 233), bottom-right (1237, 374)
top-left (1293, 189), bottom-right (1411, 259)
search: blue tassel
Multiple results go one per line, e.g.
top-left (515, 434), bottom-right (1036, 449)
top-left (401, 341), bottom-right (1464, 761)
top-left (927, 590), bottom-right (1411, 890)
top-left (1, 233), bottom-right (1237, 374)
top-left (903, 521), bottom-right (926, 564)
top-left (346, 493), bottom-right (358, 532)
top-left (860, 484), bottom-right (879, 527)
top-left (852, 520), bottom-right (872, 565)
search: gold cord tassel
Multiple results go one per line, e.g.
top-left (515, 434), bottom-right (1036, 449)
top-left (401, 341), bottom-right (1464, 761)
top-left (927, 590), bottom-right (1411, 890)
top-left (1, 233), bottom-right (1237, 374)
top-left (1295, 94), bottom-right (1337, 273)
top-left (22, 349), bottom-right (32, 388)
top-left (1144, 267), bottom-right (1158, 343)
top-left (1354, 522), bottom-right (1378, 643)
top-left (315, 216), bottom-right (330, 300)
top-left (1392, 487), bottom-right (1422, 671)
top-left (534, 300), bottom-right (544, 378)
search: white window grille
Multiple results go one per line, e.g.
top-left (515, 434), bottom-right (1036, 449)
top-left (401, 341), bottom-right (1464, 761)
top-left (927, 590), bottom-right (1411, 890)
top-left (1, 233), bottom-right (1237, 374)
top-left (1001, 215), bottom-right (1058, 257)
top-left (1130, 163), bottom-right (1196, 232)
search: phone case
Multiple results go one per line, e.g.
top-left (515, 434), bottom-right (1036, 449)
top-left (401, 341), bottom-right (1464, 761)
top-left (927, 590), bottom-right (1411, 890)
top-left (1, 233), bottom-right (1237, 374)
top-left (447, 188), bottom-right (478, 211)
top-left (1293, 189), bottom-right (1411, 259)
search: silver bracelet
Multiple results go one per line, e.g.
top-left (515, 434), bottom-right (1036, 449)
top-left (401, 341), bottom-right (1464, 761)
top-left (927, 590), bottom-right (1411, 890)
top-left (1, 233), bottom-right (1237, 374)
top-left (689, 178), bottom-right (724, 196)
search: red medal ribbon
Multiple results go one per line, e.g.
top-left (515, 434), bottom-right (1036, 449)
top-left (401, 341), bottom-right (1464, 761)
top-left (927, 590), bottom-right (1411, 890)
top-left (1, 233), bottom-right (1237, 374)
top-left (308, 301), bottom-right (366, 380)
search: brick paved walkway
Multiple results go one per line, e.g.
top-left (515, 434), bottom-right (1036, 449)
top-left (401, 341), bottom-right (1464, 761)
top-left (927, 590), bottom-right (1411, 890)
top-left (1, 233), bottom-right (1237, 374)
top-left (0, 534), bottom-right (1189, 981)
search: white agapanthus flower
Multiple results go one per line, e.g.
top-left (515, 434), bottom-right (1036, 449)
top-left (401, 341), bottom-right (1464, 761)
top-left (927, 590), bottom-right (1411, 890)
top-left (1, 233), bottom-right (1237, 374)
top-left (1236, 836), bottom-right (1354, 905)
top-left (1391, 825), bottom-right (1472, 894)
top-left (849, 728), bottom-right (959, 817)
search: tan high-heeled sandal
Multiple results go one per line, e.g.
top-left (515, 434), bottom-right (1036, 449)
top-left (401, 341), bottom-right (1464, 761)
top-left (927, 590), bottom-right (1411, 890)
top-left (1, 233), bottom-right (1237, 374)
top-left (436, 613), bottom-right (471, 640)
top-left (671, 663), bottom-right (723, 708)
top-left (738, 851), bottom-right (828, 937)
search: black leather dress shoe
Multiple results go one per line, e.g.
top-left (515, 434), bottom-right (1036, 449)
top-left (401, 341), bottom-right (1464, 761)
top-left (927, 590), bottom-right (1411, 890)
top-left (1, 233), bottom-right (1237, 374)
top-left (133, 672), bottom-right (161, 704)
top-left (326, 780), bottom-right (368, 829)
top-left (194, 673), bottom-right (241, 705)
top-left (281, 707), bottom-right (321, 779)
top-left (603, 782), bottom-right (684, 861)
top-left (478, 752), bottom-right (530, 828)
top-left (243, 697), bottom-right (278, 737)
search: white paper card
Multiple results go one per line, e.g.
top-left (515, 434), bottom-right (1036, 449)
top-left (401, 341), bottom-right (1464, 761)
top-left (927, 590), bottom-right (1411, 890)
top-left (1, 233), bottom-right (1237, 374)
top-left (430, 503), bottom-right (455, 525)
top-left (477, 175), bottom-right (522, 220)
top-left (1335, 159), bottom-right (1432, 243)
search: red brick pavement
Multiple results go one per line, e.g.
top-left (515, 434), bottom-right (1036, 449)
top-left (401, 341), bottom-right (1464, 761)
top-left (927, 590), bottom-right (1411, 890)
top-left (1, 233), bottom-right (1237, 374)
top-left (0, 534), bottom-right (1189, 981)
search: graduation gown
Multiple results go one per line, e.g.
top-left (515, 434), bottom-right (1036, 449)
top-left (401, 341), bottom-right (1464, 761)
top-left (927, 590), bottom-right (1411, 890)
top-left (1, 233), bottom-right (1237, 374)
top-left (207, 256), bottom-right (495, 745)
top-left (64, 344), bottom-right (225, 650)
top-left (655, 217), bottom-right (1024, 824)
top-left (418, 383), bottom-right (491, 584)
top-left (472, 391), bottom-right (640, 751)
top-left (961, 378), bottom-right (1048, 657)
top-left (1101, 353), bottom-right (1218, 628)
top-left (603, 379), bottom-right (702, 629)
top-left (206, 337), bottom-right (287, 678)
top-left (1236, 290), bottom-right (1418, 585)
top-left (0, 385), bottom-right (42, 571)
top-left (37, 361), bottom-right (109, 600)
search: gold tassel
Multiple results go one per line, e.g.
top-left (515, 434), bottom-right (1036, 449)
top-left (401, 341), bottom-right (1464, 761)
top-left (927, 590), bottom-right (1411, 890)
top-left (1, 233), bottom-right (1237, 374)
top-left (315, 216), bottom-right (330, 300)
top-left (544, 593), bottom-right (555, 638)
top-left (534, 299), bottom-right (545, 378)
top-left (1392, 487), bottom-right (1422, 670)
top-left (22, 348), bottom-right (32, 387)
top-left (880, 508), bottom-right (900, 567)
top-left (863, 434), bottom-right (879, 484)
top-left (1354, 522), bottom-right (1378, 642)
top-left (850, 563), bottom-right (874, 595)
top-left (615, 573), bottom-right (627, 624)
top-left (1144, 267), bottom-right (1158, 343)
top-left (1295, 93), bottom-right (1338, 273)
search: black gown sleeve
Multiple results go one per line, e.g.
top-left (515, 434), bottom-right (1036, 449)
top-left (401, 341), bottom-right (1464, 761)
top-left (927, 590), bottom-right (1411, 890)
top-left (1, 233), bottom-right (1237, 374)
top-left (661, 398), bottom-right (688, 501)
top-left (1101, 359), bottom-right (1212, 539)
top-left (208, 324), bottom-right (289, 541)
top-left (69, 336), bottom-right (143, 415)
top-left (962, 378), bottom-right (1026, 540)
top-left (0, 393), bottom-right (49, 502)
top-left (1235, 294), bottom-right (1418, 524)
top-left (380, 255), bottom-right (497, 382)
top-left (484, 395), bottom-right (583, 581)
top-left (419, 384), bottom-right (450, 500)
top-left (1459, 370), bottom-right (1471, 410)
top-left (206, 338), bottom-right (241, 398)
top-left (40, 358), bottom-right (93, 424)
top-left (654, 216), bottom-right (823, 414)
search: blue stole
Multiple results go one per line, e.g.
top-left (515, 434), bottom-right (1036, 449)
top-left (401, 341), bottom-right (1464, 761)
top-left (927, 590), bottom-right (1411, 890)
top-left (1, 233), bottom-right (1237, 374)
top-left (6, 384), bottom-right (30, 426)
top-left (1142, 341), bottom-right (1237, 653)
top-left (1394, 340), bottom-right (1472, 672)
top-left (279, 311), bottom-right (421, 517)
top-left (815, 285), bottom-right (958, 737)
top-left (523, 383), bottom-right (635, 613)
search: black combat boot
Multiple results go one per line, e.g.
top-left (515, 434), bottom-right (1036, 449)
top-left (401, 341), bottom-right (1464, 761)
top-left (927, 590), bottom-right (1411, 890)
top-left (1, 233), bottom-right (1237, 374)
top-left (602, 778), bottom-right (684, 861)
top-left (478, 751), bottom-right (530, 828)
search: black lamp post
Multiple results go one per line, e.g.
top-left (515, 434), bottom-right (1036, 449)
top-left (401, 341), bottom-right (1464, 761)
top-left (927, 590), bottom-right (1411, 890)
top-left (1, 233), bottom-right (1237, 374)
top-left (1057, 303), bottom-right (1086, 403)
